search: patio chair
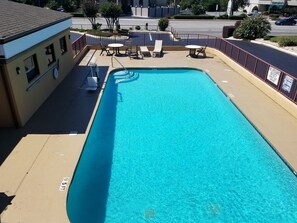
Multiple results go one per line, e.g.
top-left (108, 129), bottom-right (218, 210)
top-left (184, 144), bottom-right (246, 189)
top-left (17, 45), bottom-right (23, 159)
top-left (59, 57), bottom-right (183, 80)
top-left (126, 45), bottom-right (142, 59)
top-left (99, 43), bottom-right (111, 56)
top-left (152, 40), bottom-right (163, 57)
top-left (140, 46), bottom-right (151, 57)
top-left (196, 45), bottom-right (207, 58)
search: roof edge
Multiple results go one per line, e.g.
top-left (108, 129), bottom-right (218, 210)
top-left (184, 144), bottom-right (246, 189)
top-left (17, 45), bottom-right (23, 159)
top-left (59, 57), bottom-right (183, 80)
top-left (0, 17), bottom-right (72, 44)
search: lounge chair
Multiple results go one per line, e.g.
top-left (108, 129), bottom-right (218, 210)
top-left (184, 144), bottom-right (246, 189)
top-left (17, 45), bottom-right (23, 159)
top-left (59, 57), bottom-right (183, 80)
top-left (140, 46), bottom-right (151, 57)
top-left (100, 43), bottom-right (111, 56)
top-left (152, 40), bottom-right (163, 57)
top-left (196, 45), bottom-right (207, 57)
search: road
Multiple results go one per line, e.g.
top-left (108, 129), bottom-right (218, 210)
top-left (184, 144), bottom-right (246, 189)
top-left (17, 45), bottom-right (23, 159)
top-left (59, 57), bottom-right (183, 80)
top-left (72, 17), bottom-right (297, 37)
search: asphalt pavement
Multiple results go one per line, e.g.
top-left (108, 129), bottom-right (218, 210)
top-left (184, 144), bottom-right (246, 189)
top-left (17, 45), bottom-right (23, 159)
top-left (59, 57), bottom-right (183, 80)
top-left (227, 39), bottom-right (297, 78)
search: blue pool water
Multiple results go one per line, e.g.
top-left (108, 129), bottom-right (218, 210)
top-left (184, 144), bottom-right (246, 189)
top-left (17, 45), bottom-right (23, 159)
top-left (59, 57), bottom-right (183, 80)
top-left (67, 68), bottom-right (297, 223)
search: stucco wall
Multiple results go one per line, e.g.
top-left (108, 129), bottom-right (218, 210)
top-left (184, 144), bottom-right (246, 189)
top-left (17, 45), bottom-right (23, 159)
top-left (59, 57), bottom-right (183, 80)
top-left (3, 30), bottom-right (74, 127)
top-left (0, 67), bottom-right (15, 127)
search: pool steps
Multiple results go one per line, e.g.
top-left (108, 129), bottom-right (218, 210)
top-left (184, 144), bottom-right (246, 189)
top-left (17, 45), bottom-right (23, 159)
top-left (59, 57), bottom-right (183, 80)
top-left (114, 71), bottom-right (139, 84)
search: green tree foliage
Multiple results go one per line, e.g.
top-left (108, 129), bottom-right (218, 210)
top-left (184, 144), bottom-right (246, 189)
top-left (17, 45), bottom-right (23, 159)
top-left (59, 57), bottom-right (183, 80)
top-left (158, 17), bottom-right (169, 31)
top-left (11, 0), bottom-right (80, 11)
top-left (233, 16), bottom-right (271, 40)
top-left (62, 0), bottom-right (77, 12)
top-left (100, 2), bottom-right (122, 31)
top-left (82, 0), bottom-right (99, 29)
top-left (46, 0), bottom-right (59, 10)
top-left (191, 4), bottom-right (205, 15)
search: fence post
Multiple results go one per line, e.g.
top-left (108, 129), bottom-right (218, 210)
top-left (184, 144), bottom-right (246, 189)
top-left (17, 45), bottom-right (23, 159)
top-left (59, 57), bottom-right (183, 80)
top-left (253, 59), bottom-right (258, 74)
top-left (244, 53), bottom-right (248, 67)
top-left (277, 72), bottom-right (284, 90)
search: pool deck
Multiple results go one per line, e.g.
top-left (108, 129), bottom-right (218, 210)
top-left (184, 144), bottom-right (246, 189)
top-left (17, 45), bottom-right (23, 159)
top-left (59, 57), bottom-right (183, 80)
top-left (1, 49), bottom-right (297, 222)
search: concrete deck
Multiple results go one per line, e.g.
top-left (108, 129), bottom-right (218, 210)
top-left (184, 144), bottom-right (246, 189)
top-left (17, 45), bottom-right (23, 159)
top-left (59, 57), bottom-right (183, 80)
top-left (1, 49), bottom-right (297, 222)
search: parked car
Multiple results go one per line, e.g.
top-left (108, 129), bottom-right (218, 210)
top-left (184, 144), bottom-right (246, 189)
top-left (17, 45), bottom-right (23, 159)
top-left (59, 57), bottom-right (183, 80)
top-left (56, 7), bottom-right (65, 12)
top-left (247, 11), bottom-right (261, 16)
top-left (275, 17), bottom-right (296, 25)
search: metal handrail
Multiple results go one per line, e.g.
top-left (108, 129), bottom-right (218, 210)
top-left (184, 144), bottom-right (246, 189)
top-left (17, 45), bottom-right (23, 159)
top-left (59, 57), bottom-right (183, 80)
top-left (111, 56), bottom-right (128, 73)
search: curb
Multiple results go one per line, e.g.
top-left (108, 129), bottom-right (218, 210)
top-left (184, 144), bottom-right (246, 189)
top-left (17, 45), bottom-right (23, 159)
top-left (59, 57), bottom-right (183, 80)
top-left (250, 39), bottom-right (297, 57)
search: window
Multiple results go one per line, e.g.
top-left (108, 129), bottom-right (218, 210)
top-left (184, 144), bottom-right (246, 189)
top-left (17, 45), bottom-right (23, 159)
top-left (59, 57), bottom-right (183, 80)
top-left (45, 44), bottom-right (56, 66)
top-left (24, 54), bottom-right (39, 83)
top-left (59, 36), bottom-right (67, 54)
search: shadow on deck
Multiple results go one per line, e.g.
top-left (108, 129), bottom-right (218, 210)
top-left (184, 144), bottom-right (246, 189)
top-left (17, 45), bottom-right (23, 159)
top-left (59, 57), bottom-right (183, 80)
top-left (0, 64), bottom-right (109, 165)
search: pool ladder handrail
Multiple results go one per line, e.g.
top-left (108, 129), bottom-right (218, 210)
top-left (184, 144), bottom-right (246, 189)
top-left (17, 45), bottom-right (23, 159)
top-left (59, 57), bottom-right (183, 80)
top-left (111, 56), bottom-right (128, 74)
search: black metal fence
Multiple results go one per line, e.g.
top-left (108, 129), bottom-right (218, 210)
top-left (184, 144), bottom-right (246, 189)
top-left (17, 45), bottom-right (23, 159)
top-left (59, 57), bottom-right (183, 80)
top-left (72, 34), bottom-right (86, 58)
top-left (214, 38), bottom-right (297, 104)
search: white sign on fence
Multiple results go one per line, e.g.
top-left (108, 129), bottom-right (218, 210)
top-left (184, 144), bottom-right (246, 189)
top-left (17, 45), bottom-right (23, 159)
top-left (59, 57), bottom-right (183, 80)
top-left (267, 66), bottom-right (281, 85)
top-left (281, 75), bottom-right (294, 93)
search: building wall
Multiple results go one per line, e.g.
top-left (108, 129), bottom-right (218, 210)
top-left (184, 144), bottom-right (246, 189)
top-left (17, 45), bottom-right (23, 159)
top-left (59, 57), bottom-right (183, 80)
top-left (287, 0), bottom-right (297, 6)
top-left (2, 29), bottom-right (74, 127)
top-left (131, 6), bottom-right (180, 17)
top-left (246, 0), bottom-right (297, 12)
top-left (0, 67), bottom-right (15, 127)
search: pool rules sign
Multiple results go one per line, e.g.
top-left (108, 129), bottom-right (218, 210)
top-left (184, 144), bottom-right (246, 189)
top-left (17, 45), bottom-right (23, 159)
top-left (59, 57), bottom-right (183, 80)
top-left (267, 66), bottom-right (281, 86)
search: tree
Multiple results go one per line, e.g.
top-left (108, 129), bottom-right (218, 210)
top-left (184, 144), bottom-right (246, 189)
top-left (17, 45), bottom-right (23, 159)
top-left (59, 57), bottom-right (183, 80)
top-left (100, 2), bottom-right (122, 31)
top-left (233, 16), bottom-right (271, 40)
top-left (82, 0), bottom-right (99, 30)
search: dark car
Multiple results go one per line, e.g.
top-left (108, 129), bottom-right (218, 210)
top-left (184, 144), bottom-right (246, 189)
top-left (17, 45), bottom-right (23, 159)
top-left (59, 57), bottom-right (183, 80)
top-left (275, 17), bottom-right (296, 25)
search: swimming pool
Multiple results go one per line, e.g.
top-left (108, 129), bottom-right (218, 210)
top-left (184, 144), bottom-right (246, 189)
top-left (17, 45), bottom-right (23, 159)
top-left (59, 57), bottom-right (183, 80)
top-left (67, 68), bottom-right (297, 222)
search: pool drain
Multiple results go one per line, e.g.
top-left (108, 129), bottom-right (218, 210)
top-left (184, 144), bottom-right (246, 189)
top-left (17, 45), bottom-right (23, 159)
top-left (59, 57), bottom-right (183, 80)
top-left (144, 208), bottom-right (155, 219)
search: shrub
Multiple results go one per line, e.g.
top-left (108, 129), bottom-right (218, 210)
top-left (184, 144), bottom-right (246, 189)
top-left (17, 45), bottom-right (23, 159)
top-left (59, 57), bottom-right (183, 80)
top-left (191, 4), bottom-right (205, 15)
top-left (94, 23), bottom-right (102, 30)
top-left (233, 16), bottom-right (271, 40)
top-left (263, 35), bottom-right (273, 40)
top-left (70, 12), bottom-right (85, 17)
top-left (217, 14), bottom-right (229, 19)
top-left (173, 15), bottom-right (215, 19)
top-left (158, 17), bottom-right (169, 31)
top-left (269, 14), bottom-right (280, 20)
top-left (234, 20), bottom-right (242, 28)
top-left (119, 29), bottom-right (129, 34)
top-left (135, 25), bottom-right (141, 30)
top-left (229, 15), bottom-right (246, 20)
top-left (278, 37), bottom-right (297, 47)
